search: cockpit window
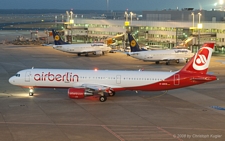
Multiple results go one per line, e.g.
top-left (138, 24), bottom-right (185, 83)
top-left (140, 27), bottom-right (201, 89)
top-left (15, 74), bottom-right (20, 77)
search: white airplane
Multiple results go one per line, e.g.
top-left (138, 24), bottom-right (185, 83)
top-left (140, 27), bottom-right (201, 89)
top-left (52, 29), bottom-right (111, 56)
top-left (127, 33), bottom-right (194, 65)
top-left (9, 43), bottom-right (217, 102)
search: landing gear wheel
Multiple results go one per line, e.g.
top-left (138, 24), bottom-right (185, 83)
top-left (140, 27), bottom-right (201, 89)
top-left (108, 91), bottom-right (115, 97)
top-left (155, 61), bottom-right (159, 64)
top-left (99, 96), bottom-right (107, 102)
top-left (29, 92), bottom-right (33, 96)
top-left (166, 62), bottom-right (169, 65)
top-left (77, 53), bottom-right (81, 56)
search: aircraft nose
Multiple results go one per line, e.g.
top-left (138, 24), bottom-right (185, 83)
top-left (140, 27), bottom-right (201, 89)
top-left (8, 77), bottom-right (15, 84)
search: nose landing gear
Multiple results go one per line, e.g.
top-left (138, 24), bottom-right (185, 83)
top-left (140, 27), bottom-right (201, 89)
top-left (29, 88), bottom-right (34, 96)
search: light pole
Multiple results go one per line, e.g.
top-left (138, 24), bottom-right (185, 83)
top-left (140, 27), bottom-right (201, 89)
top-left (60, 14), bottom-right (64, 22)
top-left (191, 12), bottom-right (194, 28)
top-left (46, 30), bottom-right (49, 44)
top-left (124, 11), bottom-right (129, 29)
top-left (55, 15), bottom-right (57, 23)
top-left (198, 12), bottom-right (201, 23)
top-left (124, 11), bottom-right (128, 21)
top-left (61, 14), bottom-right (64, 22)
top-left (197, 12), bottom-right (202, 50)
top-left (130, 12), bottom-right (133, 25)
top-left (106, 0), bottom-right (109, 13)
top-left (69, 11), bottom-right (74, 43)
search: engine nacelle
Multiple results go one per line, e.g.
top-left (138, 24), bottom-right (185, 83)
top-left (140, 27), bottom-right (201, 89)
top-left (95, 50), bottom-right (103, 55)
top-left (177, 59), bottom-right (187, 63)
top-left (68, 88), bottom-right (93, 99)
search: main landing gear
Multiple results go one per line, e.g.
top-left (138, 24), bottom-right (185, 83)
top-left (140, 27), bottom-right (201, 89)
top-left (186, 59), bottom-right (189, 63)
top-left (99, 90), bottom-right (115, 102)
top-left (99, 95), bottom-right (107, 102)
top-left (85, 53), bottom-right (89, 57)
top-left (155, 61), bottom-right (160, 64)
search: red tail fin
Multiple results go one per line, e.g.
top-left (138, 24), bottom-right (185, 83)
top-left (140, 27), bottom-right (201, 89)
top-left (180, 43), bottom-right (215, 74)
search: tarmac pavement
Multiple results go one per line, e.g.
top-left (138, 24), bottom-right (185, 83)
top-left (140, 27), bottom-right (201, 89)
top-left (0, 43), bottom-right (225, 141)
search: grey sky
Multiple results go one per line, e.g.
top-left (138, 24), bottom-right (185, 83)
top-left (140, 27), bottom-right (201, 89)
top-left (0, 0), bottom-right (218, 11)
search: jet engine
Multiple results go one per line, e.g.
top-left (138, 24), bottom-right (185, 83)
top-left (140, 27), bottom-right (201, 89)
top-left (95, 50), bottom-right (103, 55)
top-left (68, 88), bottom-right (93, 99)
top-left (176, 59), bottom-right (188, 63)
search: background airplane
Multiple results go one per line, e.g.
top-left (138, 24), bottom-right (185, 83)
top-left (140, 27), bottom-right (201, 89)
top-left (127, 33), bottom-right (194, 65)
top-left (9, 43), bottom-right (217, 102)
top-left (52, 29), bottom-right (111, 56)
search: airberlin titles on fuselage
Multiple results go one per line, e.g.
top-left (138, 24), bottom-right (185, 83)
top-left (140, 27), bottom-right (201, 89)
top-left (34, 72), bottom-right (79, 82)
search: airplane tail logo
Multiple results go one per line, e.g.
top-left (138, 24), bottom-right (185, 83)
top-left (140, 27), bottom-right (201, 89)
top-left (180, 43), bottom-right (214, 74)
top-left (52, 29), bottom-right (69, 45)
top-left (54, 35), bottom-right (60, 41)
top-left (193, 47), bottom-right (210, 71)
top-left (127, 33), bottom-right (143, 52)
top-left (130, 40), bottom-right (136, 47)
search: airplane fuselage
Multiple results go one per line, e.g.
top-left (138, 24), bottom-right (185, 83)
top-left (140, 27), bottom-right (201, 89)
top-left (53, 43), bottom-right (111, 54)
top-left (9, 68), bottom-right (216, 92)
top-left (8, 43), bottom-right (217, 102)
top-left (129, 49), bottom-right (194, 61)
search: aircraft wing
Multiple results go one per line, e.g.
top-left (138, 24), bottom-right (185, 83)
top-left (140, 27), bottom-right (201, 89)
top-left (161, 57), bottom-right (187, 61)
top-left (80, 50), bottom-right (101, 53)
top-left (78, 83), bottom-right (120, 91)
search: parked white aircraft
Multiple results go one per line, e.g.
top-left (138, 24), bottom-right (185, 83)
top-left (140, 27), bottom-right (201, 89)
top-left (127, 33), bottom-right (194, 65)
top-left (52, 29), bottom-right (111, 56)
top-left (9, 43), bottom-right (217, 102)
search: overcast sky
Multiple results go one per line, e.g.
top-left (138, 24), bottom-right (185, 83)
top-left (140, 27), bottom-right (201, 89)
top-left (0, 0), bottom-right (218, 11)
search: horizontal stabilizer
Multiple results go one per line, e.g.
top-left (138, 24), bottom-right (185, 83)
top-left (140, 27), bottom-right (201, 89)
top-left (191, 76), bottom-right (217, 81)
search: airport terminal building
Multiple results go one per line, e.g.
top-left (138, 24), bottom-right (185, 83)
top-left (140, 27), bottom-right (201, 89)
top-left (53, 8), bottom-right (225, 54)
top-left (4, 9), bottom-right (224, 53)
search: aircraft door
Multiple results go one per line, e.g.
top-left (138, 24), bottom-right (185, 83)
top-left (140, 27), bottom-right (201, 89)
top-left (25, 71), bottom-right (31, 82)
top-left (116, 75), bottom-right (121, 84)
top-left (174, 74), bottom-right (180, 85)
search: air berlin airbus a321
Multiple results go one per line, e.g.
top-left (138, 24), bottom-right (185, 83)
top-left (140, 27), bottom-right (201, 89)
top-left (9, 43), bottom-right (217, 102)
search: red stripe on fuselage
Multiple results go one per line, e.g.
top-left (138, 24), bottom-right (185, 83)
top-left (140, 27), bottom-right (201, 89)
top-left (114, 72), bottom-right (217, 92)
